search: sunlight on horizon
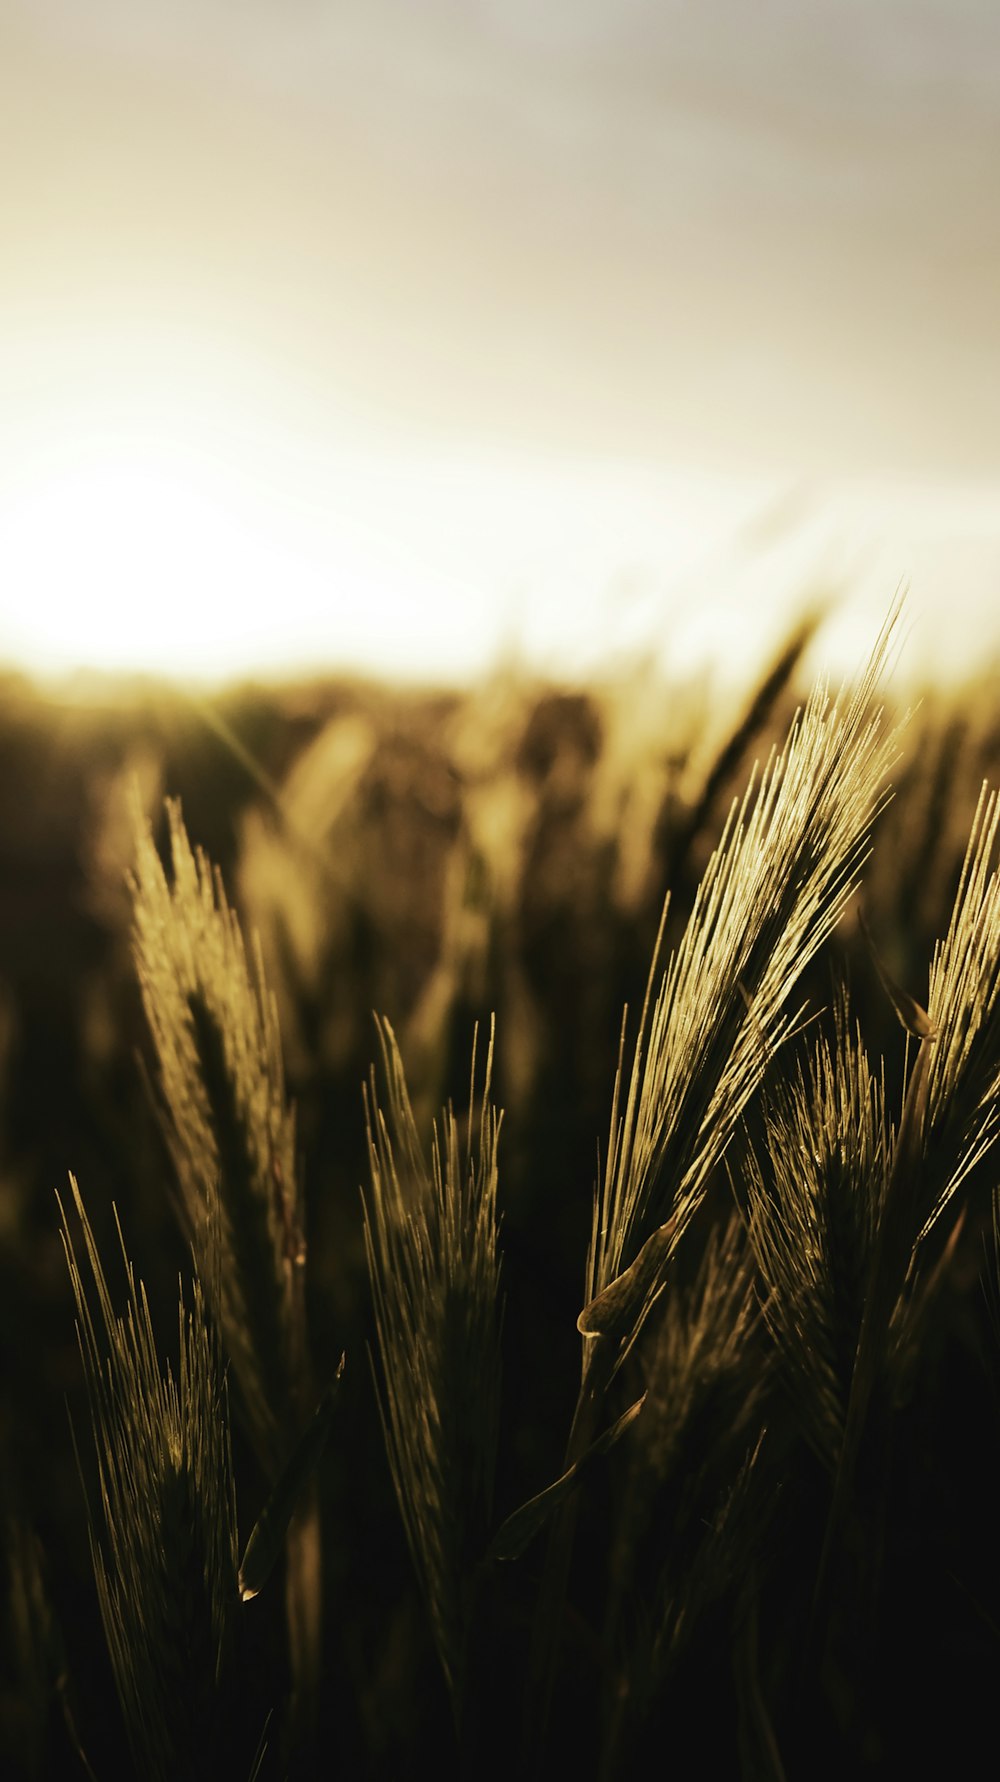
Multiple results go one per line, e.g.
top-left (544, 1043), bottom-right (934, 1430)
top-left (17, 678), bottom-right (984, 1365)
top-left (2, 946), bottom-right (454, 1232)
top-left (3, 6), bottom-right (998, 697)
top-left (1, 396), bottom-right (998, 697)
top-left (0, 435), bottom-right (470, 686)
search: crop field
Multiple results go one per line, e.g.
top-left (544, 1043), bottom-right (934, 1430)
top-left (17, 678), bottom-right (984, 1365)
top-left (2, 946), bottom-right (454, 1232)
top-left (2, 603), bottom-right (1000, 1778)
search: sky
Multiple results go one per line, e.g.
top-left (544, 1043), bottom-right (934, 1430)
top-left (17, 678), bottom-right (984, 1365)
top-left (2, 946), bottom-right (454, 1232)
top-left (1, 1), bottom-right (998, 689)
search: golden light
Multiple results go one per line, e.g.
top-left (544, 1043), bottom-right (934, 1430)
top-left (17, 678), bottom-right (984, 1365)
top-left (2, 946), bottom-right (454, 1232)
top-left (2, 5), bottom-right (998, 694)
top-left (0, 369), bottom-right (787, 691)
top-left (2, 448), bottom-right (264, 680)
top-left (0, 404), bottom-right (487, 689)
top-left (2, 397), bottom-right (999, 695)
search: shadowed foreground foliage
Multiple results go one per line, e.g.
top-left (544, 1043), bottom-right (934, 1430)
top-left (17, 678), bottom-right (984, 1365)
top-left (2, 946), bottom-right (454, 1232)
top-left (4, 608), bottom-right (1000, 1778)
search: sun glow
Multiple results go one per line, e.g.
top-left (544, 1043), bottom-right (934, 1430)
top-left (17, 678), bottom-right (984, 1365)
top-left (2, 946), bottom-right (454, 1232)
top-left (0, 384), bottom-right (780, 690)
top-left (1, 388), bottom-right (998, 696)
top-left (0, 431), bottom-right (460, 686)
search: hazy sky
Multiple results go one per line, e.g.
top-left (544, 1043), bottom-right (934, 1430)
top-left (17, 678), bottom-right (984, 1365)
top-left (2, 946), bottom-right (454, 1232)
top-left (2, 2), bottom-right (998, 684)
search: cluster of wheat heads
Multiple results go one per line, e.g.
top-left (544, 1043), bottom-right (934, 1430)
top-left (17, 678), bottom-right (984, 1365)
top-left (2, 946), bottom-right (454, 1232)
top-left (129, 795), bottom-right (307, 1480)
top-left (362, 1015), bottom-right (502, 1735)
top-left (58, 1177), bottom-right (248, 1782)
top-left (55, 602), bottom-right (1000, 1777)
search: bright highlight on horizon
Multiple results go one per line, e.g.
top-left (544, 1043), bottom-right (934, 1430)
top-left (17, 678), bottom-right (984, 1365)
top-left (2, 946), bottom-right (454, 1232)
top-left (3, 410), bottom-right (998, 695)
top-left (2, 413), bottom-right (766, 687)
top-left (2, 361), bottom-right (999, 696)
top-left (0, 430), bottom-right (443, 686)
top-left (2, 3), bottom-right (999, 692)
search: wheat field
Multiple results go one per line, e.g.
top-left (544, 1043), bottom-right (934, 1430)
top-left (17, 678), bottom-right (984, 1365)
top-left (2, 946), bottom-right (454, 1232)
top-left (2, 604), bottom-right (1000, 1778)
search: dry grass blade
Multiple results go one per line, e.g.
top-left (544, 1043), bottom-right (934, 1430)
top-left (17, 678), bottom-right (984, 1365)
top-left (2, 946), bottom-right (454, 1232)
top-left (583, 606), bottom-right (902, 1378)
top-left (129, 793), bottom-right (305, 1477)
top-left (740, 994), bottom-right (889, 1471)
top-left (58, 1175), bottom-right (244, 1782)
top-left (362, 1016), bottom-right (503, 1718)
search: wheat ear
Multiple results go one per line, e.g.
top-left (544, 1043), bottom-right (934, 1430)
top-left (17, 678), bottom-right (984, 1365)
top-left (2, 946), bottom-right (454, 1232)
top-left (363, 1015), bottom-right (502, 1723)
top-left (58, 1175), bottom-right (248, 1782)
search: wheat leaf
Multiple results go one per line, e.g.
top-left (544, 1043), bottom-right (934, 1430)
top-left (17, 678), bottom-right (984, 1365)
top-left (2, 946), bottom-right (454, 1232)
top-left (577, 1218), bottom-right (678, 1343)
top-left (489, 1394), bottom-right (646, 1564)
top-left (239, 1358), bottom-right (346, 1603)
top-left (58, 1175), bottom-right (244, 1782)
top-left (858, 909), bottom-right (936, 1038)
top-left (363, 1016), bottom-right (503, 1712)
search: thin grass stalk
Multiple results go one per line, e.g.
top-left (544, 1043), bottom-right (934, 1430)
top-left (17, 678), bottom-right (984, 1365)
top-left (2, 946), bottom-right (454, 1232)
top-left (362, 1016), bottom-right (502, 1731)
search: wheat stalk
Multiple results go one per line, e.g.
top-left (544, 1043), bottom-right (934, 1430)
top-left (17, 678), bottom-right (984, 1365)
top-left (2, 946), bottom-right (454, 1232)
top-left (804, 784), bottom-right (1000, 1621)
top-left (740, 992), bottom-right (889, 1471)
top-left (128, 793), bottom-right (328, 1748)
top-left (524, 609), bottom-right (901, 1752)
top-left (919, 781), bottom-right (1000, 1232)
top-left (362, 1015), bottom-right (502, 1721)
top-left (603, 1229), bottom-right (772, 1782)
top-left (580, 604), bottom-right (903, 1385)
top-left (857, 781), bottom-right (1000, 1408)
top-left (129, 794), bottom-right (305, 1475)
top-left (58, 1175), bottom-right (247, 1782)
